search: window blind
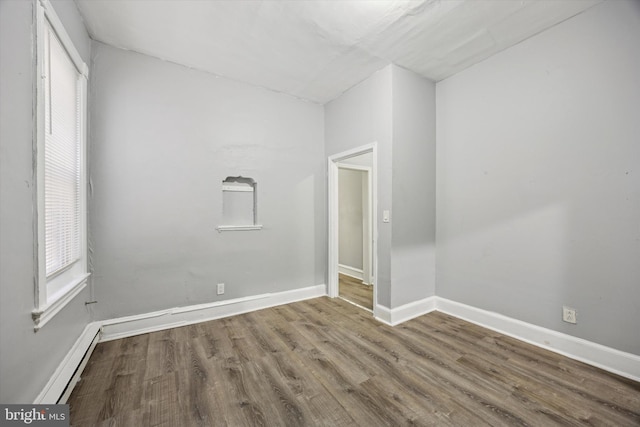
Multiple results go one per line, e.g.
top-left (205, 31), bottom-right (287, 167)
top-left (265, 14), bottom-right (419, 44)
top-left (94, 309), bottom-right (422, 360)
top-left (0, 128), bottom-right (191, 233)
top-left (44, 23), bottom-right (81, 277)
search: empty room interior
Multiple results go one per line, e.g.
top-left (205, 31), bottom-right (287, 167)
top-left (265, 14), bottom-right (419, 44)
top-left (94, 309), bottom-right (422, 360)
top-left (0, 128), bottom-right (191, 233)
top-left (1, 0), bottom-right (639, 425)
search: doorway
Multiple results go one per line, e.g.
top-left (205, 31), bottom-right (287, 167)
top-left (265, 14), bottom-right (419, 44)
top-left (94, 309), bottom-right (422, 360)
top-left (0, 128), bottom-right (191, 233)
top-left (337, 164), bottom-right (372, 310)
top-left (328, 143), bottom-right (377, 316)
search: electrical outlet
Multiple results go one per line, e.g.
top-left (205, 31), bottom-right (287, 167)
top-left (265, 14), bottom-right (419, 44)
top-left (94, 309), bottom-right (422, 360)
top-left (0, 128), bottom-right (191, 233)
top-left (563, 306), bottom-right (577, 324)
top-left (217, 283), bottom-right (225, 295)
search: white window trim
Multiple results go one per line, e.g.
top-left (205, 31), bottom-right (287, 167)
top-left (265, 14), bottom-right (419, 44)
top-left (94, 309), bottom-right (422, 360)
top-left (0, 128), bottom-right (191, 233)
top-left (32, 0), bottom-right (90, 331)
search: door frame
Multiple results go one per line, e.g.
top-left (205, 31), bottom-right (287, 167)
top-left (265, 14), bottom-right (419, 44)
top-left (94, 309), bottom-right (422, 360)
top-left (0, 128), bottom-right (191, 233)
top-left (328, 143), bottom-right (378, 316)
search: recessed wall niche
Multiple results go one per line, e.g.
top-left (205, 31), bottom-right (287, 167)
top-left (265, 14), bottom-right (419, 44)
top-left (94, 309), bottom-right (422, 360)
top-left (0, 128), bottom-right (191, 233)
top-left (217, 176), bottom-right (262, 231)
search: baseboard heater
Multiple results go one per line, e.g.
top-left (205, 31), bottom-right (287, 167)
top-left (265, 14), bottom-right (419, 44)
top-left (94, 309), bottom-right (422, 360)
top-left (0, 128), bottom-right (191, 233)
top-left (34, 323), bottom-right (102, 404)
top-left (57, 327), bottom-right (101, 403)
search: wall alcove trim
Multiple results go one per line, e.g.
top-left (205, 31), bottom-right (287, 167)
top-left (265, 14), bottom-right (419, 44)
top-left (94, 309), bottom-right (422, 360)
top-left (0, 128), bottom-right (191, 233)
top-left (217, 176), bottom-right (262, 231)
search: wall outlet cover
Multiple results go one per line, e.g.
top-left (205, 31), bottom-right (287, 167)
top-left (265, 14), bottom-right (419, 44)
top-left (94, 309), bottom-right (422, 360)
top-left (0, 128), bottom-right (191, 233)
top-left (563, 306), bottom-right (577, 324)
top-left (217, 283), bottom-right (225, 295)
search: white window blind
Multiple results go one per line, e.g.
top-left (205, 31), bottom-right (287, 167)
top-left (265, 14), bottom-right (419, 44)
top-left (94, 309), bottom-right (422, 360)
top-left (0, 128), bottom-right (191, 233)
top-left (44, 23), bottom-right (81, 277)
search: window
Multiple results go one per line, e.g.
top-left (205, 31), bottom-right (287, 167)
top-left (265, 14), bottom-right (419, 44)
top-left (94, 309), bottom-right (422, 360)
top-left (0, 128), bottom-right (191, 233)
top-left (32, 0), bottom-right (89, 330)
top-left (217, 177), bottom-right (262, 231)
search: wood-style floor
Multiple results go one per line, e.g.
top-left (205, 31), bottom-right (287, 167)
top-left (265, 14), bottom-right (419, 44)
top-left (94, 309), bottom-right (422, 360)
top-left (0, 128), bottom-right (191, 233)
top-left (68, 297), bottom-right (640, 426)
top-left (339, 273), bottom-right (373, 310)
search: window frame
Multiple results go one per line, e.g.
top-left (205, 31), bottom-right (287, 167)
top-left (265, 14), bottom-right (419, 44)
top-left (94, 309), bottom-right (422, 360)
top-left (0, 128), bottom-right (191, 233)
top-left (32, 0), bottom-right (90, 331)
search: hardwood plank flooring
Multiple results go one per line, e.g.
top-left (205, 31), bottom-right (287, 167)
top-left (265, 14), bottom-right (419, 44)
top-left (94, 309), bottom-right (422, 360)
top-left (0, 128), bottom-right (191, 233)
top-left (69, 297), bottom-right (640, 426)
top-left (339, 273), bottom-right (373, 310)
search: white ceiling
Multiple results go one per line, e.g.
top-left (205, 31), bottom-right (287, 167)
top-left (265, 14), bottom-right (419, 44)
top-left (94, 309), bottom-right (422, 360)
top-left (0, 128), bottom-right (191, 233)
top-left (75, 0), bottom-right (601, 104)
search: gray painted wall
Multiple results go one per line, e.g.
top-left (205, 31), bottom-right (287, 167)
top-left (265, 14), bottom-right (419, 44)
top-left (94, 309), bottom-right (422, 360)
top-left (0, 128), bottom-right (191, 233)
top-left (0, 0), bottom-right (93, 403)
top-left (325, 66), bottom-right (393, 307)
top-left (338, 168), bottom-right (364, 270)
top-left (325, 64), bottom-right (435, 309)
top-left (88, 42), bottom-right (326, 320)
top-left (391, 66), bottom-right (436, 307)
top-left (436, 0), bottom-right (640, 354)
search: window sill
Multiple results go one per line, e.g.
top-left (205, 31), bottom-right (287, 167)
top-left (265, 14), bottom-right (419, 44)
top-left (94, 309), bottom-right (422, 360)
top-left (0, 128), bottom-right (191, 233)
top-left (216, 225), bottom-right (263, 232)
top-left (32, 273), bottom-right (90, 331)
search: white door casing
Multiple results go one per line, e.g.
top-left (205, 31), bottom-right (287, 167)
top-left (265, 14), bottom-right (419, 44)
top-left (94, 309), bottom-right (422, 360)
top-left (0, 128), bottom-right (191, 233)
top-left (328, 143), bottom-right (378, 316)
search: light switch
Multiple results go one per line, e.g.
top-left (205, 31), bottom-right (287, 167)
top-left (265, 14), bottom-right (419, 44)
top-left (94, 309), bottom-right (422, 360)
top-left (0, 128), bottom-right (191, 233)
top-left (383, 210), bottom-right (390, 223)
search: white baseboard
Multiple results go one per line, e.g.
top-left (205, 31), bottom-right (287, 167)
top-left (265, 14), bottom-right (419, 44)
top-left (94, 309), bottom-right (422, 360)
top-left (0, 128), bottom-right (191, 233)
top-left (374, 305), bottom-right (392, 325)
top-left (373, 296), bottom-right (640, 381)
top-left (375, 296), bottom-right (437, 326)
top-left (436, 298), bottom-right (640, 382)
top-left (100, 284), bottom-right (326, 342)
top-left (34, 322), bottom-right (102, 404)
top-left (338, 264), bottom-right (363, 281)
